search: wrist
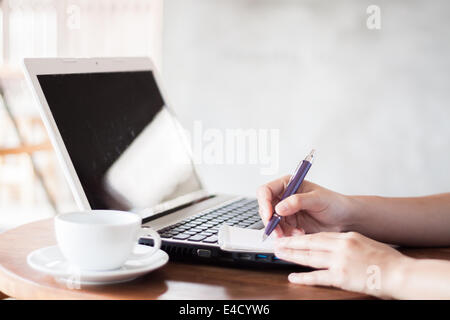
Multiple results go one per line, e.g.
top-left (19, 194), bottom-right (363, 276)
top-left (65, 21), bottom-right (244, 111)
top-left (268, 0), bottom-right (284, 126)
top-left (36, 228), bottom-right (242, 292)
top-left (339, 194), bottom-right (365, 232)
top-left (381, 255), bottom-right (415, 299)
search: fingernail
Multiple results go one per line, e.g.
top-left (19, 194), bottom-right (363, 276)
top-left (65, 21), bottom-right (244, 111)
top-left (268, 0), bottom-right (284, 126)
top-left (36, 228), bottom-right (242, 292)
top-left (288, 273), bottom-right (298, 282)
top-left (275, 202), bottom-right (288, 214)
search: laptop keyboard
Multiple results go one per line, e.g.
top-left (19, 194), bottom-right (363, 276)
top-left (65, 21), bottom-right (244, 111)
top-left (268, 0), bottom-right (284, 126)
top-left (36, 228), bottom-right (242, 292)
top-left (158, 198), bottom-right (262, 244)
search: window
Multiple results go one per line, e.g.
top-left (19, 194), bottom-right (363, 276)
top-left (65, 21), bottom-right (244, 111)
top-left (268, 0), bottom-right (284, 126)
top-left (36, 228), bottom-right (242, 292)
top-left (0, 0), bottom-right (163, 230)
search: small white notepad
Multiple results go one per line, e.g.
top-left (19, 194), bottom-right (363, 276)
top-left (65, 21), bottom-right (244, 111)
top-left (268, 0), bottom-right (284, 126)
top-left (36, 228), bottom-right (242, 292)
top-left (218, 225), bottom-right (275, 253)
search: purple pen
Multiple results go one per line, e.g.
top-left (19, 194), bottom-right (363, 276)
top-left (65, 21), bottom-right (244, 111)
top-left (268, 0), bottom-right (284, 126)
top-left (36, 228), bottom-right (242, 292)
top-left (262, 149), bottom-right (315, 241)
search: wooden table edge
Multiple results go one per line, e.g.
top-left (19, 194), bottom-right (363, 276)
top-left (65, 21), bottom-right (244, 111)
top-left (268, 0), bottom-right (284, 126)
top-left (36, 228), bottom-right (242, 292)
top-left (0, 220), bottom-right (119, 300)
top-left (3, 219), bottom-right (448, 300)
top-left (0, 219), bottom-right (370, 300)
top-left (0, 256), bottom-right (90, 300)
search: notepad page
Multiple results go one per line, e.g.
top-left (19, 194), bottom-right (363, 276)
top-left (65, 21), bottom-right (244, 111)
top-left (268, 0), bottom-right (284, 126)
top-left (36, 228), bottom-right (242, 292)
top-left (218, 225), bottom-right (275, 253)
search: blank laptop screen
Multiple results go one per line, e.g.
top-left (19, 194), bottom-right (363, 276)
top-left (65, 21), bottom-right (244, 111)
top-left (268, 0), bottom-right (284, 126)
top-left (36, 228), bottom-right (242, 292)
top-left (37, 71), bottom-right (202, 217)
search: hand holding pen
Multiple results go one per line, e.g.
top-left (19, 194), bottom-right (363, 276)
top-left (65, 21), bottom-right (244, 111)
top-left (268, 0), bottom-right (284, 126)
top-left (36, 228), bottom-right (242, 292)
top-left (262, 149), bottom-right (315, 241)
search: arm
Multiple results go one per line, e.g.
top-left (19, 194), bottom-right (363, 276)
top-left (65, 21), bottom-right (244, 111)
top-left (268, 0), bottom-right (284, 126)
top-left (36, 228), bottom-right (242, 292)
top-left (393, 258), bottom-right (450, 299)
top-left (275, 232), bottom-right (450, 299)
top-left (347, 193), bottom-right (450, 246)
top-left (257, 177), bottom-right (450, 247)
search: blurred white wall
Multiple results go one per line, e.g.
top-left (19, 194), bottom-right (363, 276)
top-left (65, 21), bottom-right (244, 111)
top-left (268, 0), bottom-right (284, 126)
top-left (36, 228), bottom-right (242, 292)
top-left (161, 0), bottom-right (450, 198)
top-left (3, 0), bottom-right (163, 67)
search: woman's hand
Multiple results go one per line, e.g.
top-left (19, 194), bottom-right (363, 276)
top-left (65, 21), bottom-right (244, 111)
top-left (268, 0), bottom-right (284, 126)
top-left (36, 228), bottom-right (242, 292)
top-left (257, 177), bottom-right (354, 237)
top-left (274, 231), bottom-right (411, 298)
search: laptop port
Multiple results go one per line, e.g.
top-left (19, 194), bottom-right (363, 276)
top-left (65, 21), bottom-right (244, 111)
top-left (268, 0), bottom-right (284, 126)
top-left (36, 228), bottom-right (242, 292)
top-left (238, 253), bottom-right (252, 260)
top-left (255, 254), bottom-right (269, 261)
top-left (196, 249), bottom-right (211, 258)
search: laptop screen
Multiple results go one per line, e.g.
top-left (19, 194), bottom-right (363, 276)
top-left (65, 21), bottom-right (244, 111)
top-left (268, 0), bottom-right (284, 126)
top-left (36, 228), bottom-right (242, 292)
top-left (37, 70), bottom-right (203, 218)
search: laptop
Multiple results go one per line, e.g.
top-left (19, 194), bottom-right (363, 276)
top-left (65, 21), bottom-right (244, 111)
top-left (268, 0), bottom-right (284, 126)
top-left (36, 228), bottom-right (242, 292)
top-left (23, 57), bottom-right (287, 266)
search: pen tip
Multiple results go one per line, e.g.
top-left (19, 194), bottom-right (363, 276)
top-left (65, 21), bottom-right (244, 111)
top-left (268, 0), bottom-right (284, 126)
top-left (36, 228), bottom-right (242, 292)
top-left (262, 234), bottom-right (268, 242)
top-left (305, 149), bottom-right (316, 162)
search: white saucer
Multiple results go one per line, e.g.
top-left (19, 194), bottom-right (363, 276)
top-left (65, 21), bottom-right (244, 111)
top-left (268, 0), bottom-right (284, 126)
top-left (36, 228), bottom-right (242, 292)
top-left (27, 244), bottom-right (169, 285)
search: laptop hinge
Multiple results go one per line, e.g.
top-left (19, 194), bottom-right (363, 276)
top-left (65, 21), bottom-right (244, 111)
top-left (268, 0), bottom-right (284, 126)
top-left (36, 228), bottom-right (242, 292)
top-left (141, 194), bottom-right (216, 224)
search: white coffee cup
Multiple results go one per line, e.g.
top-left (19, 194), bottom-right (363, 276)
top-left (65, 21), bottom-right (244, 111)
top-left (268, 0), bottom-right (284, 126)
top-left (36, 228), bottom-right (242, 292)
top-left (54, 210), bottom-right (161, 271)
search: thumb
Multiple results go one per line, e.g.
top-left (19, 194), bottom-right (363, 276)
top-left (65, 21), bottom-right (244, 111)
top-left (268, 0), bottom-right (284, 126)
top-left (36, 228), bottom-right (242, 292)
top-left (274, 192), bottom-right (318, 216)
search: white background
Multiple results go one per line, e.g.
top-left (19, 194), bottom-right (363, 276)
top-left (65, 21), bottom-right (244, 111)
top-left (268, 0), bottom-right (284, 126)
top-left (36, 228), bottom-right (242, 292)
top-left (162, 0), bottom-right (450, 198)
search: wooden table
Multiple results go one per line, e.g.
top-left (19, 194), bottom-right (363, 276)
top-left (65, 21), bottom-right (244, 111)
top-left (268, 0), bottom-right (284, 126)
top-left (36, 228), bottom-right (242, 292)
top-left (1, 219), bottom-right (449, 300)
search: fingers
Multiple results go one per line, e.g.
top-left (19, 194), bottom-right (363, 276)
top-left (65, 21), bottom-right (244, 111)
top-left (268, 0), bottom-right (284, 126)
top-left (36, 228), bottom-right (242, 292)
top-left (263, 175), bottom-right (291, 198)
top-left (273, 225), bottom-right (284, 238)
top-left (290, 228), bottom-right (306, 236)
top-left (277, 218), bottom-right (304, 237)
top-left (295, 180), bottom-right (317, 194)
top-left (275, 247), bottom-right (331, 268)
top-left (257, 187), bottom-right (272, 225)
top-left (274, 192), bottom-right (319, 216)
top-left (288, 270), bottom-right (334, 287)
top-left (257, 175), bottom-right (290, 224)
top-left (272, 225), bottom-right (305, 238)
top-left (275, 233), bottom-right (338, 251)
top-left (274, 233), bottom-right (340, 268)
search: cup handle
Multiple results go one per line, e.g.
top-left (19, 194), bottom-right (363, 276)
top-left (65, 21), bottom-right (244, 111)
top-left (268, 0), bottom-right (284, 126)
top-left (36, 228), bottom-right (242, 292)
top-left (129, 227), bottom-right (162, 260)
